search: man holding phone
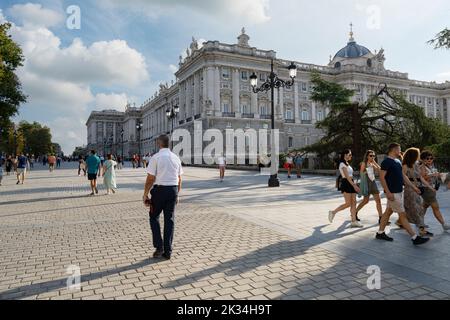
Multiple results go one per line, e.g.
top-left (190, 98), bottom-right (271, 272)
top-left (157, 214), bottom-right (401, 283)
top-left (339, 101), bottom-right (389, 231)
top-left (143, 134), bottom-right (183, 260)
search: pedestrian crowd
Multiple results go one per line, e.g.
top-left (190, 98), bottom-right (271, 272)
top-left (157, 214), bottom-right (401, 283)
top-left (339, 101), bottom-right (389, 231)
top-left (329, 143), bottom-right (450, 246)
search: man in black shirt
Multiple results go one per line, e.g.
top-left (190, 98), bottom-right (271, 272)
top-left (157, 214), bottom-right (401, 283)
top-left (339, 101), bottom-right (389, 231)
top-left (376, 143), bottom-right (429, 245)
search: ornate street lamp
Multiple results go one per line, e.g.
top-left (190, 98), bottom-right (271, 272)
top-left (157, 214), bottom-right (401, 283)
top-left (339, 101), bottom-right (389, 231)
top-left (166, 104), bottom-right (180, 149)
top-left (250, 59), bottom-right (297, 187)
top-left (103, 137), bottom-right (107, 157)
top-left (120, 129), bottom-right (124, 159)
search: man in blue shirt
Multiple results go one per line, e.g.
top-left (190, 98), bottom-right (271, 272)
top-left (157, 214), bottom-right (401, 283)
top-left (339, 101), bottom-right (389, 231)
top-left (376, 143), bottom-right (429, 245)
top-left (86, 150), bottom-right (101, 195)
top-left (16, 153), bottom-right (28, 185)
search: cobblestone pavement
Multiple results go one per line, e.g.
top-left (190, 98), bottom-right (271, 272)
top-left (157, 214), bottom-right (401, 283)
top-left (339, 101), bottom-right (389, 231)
top-left (1, 163), bottom-right (449, 300)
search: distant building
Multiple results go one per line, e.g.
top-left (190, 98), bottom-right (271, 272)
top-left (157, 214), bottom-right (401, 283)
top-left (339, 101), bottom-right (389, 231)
top-left (87, 27), bottom-right (450, 162)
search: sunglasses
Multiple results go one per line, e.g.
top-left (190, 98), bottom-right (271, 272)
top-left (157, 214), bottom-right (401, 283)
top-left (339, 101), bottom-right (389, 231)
top-left (369, 155), bottom-right (376, 158)
top-left (426, 157), bottom-right (434, 160)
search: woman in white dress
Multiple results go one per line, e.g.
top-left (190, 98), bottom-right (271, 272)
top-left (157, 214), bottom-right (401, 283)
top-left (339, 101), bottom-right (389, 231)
top-left (103, 154), bottom-right (117, 195)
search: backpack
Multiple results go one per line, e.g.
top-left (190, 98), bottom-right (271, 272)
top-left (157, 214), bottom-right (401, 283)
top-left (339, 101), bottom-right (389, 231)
top-left (336, 175), bottom-right (342, 191)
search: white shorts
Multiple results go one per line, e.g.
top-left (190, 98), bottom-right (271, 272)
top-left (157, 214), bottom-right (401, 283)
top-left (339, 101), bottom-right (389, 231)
top-left (17, 168), bottom-right (26, 175)
top-left (387, 192), bottom-right (405, 213)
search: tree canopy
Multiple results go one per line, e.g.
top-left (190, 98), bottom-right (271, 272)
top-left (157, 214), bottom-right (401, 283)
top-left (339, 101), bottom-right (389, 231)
top-left (2, 121), bottom-right (54, 156)
top-left (428, 28), bottom-right (450, 49)
top-left (302, 72), bottom-right (450, 167)
top-left (0, 23), bottom-right (27, 143)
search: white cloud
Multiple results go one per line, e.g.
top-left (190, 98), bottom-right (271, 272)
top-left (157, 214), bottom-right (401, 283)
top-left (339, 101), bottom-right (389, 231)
top-left (436, 71), bottom-right (450, 83)
top-left (7, 3), bottom-right (63, 28)
top-left (47, 117), bottom-right (86, 152)
top-left (5, 5), bottom-right (150, 154)
top-left (0, 9), bottom-right (6, 23)
top-left (10, 23), bottom-right (149, 87)
top-left (95, 93), bottom-right (129, 111)
top-left (100, 0), bottom-right (271, 24)
top-left (169, 64), bottom-right (178, 74)
top-left (18, 70), bottom-right (94, 113)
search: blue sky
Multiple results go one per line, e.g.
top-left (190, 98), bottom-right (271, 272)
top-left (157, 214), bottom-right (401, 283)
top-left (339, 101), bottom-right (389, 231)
top-left (1, 0), bottom-right (449, 154)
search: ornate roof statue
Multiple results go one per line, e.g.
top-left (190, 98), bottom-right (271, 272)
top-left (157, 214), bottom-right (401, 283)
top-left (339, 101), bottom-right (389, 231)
top-left (237, 27), bottom-right (250, 47)
top-left (375, 48), bottom-right (385, 61)
top-left (190, 36), bottom-right (199, 51)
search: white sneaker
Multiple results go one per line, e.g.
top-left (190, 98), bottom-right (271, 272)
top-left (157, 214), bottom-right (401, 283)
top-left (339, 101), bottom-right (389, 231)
top-left (328, 211), bottom-right (336, 223)
top-left (350, 221), bottom-right (364, 228)
top-left (442, 224), bottom-right (450, 231)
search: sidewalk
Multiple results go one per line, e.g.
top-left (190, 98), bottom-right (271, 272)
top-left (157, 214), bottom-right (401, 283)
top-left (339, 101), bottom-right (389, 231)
top-left (0, 165), bottom-right (449, 300)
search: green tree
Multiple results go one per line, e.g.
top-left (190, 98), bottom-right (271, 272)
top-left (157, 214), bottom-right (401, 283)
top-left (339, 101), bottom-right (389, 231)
top-left (0, 23), bottom-right (27, 133)
top-left (17, 121), bottom-right (53, 156)
top-left (72, 146), bottom-right (88, 158)
top-left (303, 73), bottom-right (450, 166)
top-left (428, 28), bottom-right (450, 49)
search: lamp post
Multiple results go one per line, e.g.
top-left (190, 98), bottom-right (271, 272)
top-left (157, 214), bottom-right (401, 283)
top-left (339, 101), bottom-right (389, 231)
top-left (13, 126), bottom-right (18, 156)
top-left (103, 137), bottom-right (107, 158)
top-left (109, 134), bottom-right (114, 155)
top-left (166, 104), bottom-right (180, 149)
top-left (136, 121), bottom-right (143, 167)
top-left (250, 59), bottom-right (297, 187)
top-left (120, 129), bottom-right (124, 159)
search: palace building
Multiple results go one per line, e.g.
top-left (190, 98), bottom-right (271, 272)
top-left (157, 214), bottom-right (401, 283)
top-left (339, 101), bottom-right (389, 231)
top-left (87, 28), bottom-right (450, 161)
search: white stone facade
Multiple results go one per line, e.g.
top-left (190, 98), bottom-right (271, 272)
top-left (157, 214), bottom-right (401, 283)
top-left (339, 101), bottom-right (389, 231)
top-left (87, 29), bottom-right (450, 159)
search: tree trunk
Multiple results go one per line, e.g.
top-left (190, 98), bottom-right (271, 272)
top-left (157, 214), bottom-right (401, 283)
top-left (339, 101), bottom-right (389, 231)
top-left (351, 102), bottom-right (363, 165)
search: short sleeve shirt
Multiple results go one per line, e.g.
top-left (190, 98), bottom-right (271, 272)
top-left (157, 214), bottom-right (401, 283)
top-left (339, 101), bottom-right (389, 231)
top-left (146, 149), bottom-right (183, 186)
top-left (294, 156), bottom-right (304, 165)
top-left (86, 155), bottom-right (101, 174)
top-left (18, 156), bottom-right (28, 169)
top-left (339, 162), bottom-right (353, 178)
top-left (381, 157), bottom-right (404, 193)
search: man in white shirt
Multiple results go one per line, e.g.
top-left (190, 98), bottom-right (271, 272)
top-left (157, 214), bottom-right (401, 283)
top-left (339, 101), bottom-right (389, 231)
top-left (143, 135), bottom-right (183, 260)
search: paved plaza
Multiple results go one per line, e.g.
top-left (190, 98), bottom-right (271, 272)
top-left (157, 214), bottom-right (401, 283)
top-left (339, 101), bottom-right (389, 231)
top-left (1, 163), bottom-right (450, 300)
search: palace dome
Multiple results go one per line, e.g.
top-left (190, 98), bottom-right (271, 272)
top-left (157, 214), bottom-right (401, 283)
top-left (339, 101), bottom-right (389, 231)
top-left (334, 40), bottom-right (371, 59)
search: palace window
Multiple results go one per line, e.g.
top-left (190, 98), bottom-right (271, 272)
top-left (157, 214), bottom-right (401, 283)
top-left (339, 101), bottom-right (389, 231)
top-left (223, 103), bottom-right (231, 113)
top-left (285, 109), bottom-right (294, 120)
top-left (241, 104), bottom-right (250, 114)
top-left (288, 137), bottom-right (293, 148)
top-left (260, 73), bottom-right (266, 82)
top-left (260, 105), bottom-right (268, 115)
top-left (222, 68), bottom-right (230, 79)
top-left (301, 109), bottom-right (310, 121)
top-left (317, 110), bottom-right (324, 121)
top-left (301, 82), bottom-right (307, 92)
top-left (241, 71), bottom-right (248, 80)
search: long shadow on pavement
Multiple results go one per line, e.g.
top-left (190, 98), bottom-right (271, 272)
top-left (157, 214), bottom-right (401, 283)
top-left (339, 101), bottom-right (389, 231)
top-left (0, 259), bottom-right (158, 300)
top-left (162, 222), bottom-right (371, 291)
